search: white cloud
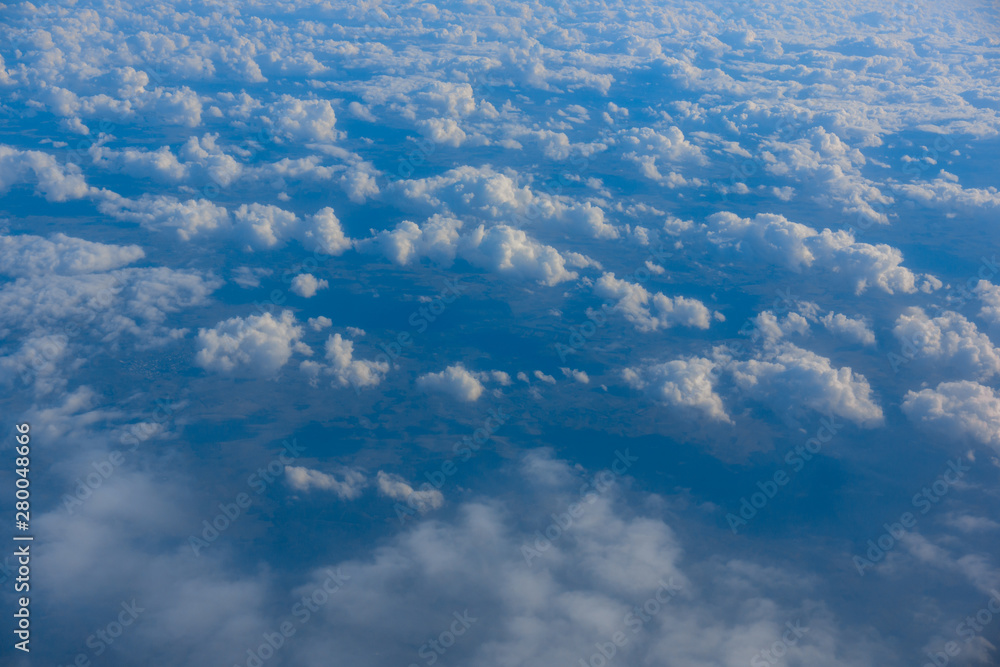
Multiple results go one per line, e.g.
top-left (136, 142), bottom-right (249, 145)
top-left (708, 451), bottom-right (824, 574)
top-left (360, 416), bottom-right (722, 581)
top-left (0, 145), bottom-right (91, 201)
top-left (820, 312), bottom-right (876, 346)
top-left (533, 370), bottom-right (556, 384)
top-left (416, 364), bottom-right (485, 402)
top-left (902, 381), bottom-right (1000, 449)
top-left (704, 212), bottom-right (927, 294)
top-left (594, 273), bottom-right (713, 332)
top-left (308, 316), bottom-right (333, 331)
top-left (301, 333), bottom-right (389, 390)
top-left (290, 274), bottom-right (329, 298)
top-left (196, 310), bottom-right (303, 376)
top-left (285, 466), bottom-right (367, 500)
top-left (560, 368), bottom-right (590, 383)
top-left (975, 280), bottom-right (1000, 325)
top-left (893, 308), bottom-right (1000, 380)
top-left (375, 471), bottom-right (444, 513)
top-left (0, 232), bottom-right (143, 278)
top-left (729, 343), bottom-right (884, 427)
top-left (267, 95), bottom-right (339, 142)
top-left (417, 118), bottom-right (468, 147)
top-left (99, 195), bottom-right (351, 254)
top-left (623, 357), bottom-right (730, 423)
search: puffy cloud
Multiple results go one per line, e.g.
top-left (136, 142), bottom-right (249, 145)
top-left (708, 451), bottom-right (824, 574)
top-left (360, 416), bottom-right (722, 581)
top-left (622, 126), bottom-right (707, 183)
top-left (308, 316), bottom-right (332, 331)
top-left (752, 311), bottom-right (811, 342)
top-left (290, 274), bottom-right (329, 298)
top-left (0, 267), bottom-right (221, 345)
top-left (623, 357), bottom-right (730, 423)
top-left (975, 280), bottom-right (1000, 325)
top-left (893, 308), bottom-right (1000, 380)
top-left (820, 312), bottom-right (876, 346)
top-left (375, 471), bottom-right (444, 513)
top-left (902, 381), bottom-right (1000, 449)
top-left (729, 343), bottom-right (884, 427)
top-left (285, 466), bottom-right (367, 500)
top-left (459, 224), bottom-right (589, 286)
top-left (196, 310), bottom-right (304, 376)
top-left (0, 145), bottom-right (90, 201)
top-left (594, 273), bottom-right (713, 332)
top-left (393, 165), bottom-right (619, 239)
top-left (357, 215), bottom-right (464, 266)
top-left (97, 193), bottom-right (232, 242)
top-left (762, 127), bottom-right (892, 226)
top-left (704, 212), bottom-right (927, 294)
top-left (0, 232), bottom-right (143, 278)
top-left (267, 95), bottom-right (338, 141)
top-left (416, 364), bottom-right (485, 402)
top-left (300, 333), bottom-right (389, 390)
top-left (360, 217), bottom-right (588, 286)
top-left (99, 195), bottom-right (351, 254)
top-left (417, 118), bottom-right (468, 147)
top-left (705, 212), bottom-right (818, 271)
top-left (560, 368), bottom-right (590, 383)
top-left (533, 370), bottom-right (556, 384)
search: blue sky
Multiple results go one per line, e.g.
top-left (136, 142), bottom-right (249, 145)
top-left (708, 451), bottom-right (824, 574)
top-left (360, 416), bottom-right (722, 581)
top-left (2, 1), bottom-right (1000, 665)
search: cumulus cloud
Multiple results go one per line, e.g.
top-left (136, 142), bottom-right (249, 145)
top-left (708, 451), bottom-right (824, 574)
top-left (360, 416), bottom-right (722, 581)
top-left (99, 194), bottom-right (351, 254)
top-left (0, 232), bottom-right (144, 277)
top-left (893, 308), bottom-right (1000, 380)
top-left (290, 274), bottom-right (329, 298)
top-left (623, 357), bottom-right (730, 423)
top-left (704, 212), bottom-right (929, 294)
top-left (285, 466), bottom-right (367, 500)
top-left (416, 364), bottom-right (485, 402)
top-left (375, 471), bottom-right (444, 513)
top-left (594, 273), bottom-right (714, 332)
top-left (301, 333), bottom-right (390, 390)
top-left (392, 165), bottom-right (619, 239)
top-left (267, 95), bottom-right (339, 141)
top-left (902, 381), bottom-right (1000, 449)
top-left (820, 312), bottom-right (876, 346)
top-left (560, 368), bottom-right (590, 383)
top-left (196, 310), bottom-right (304, 376)
top-left (729, 343), bottom-right (884, 427)
top-left (0, 267), bottom-right (221, 345)
top-left (0, 145), bottom-right (91, 201)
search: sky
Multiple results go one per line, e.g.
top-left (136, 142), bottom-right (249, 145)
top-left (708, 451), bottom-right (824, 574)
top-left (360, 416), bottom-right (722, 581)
top-left (1, 0), bottom-right (1000, 665)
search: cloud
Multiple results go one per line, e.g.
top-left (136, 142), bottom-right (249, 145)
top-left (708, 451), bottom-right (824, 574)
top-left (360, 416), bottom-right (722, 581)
top-left (375, 471), bottom-right (444, 513)
top-left (594, 273), bottom-right (713, 332)
top-left (391, 165), bottom-right (619, 239)
top-left (417, 117), bottom-right (468, 146)
top-left (729, 343), bottom-right (884, 427)
top-left (0, 232), bottom-right (144, 278)
top-left (290, 274), bottom-right (329, 298)
top-left (902, 381), bottom-right (1000, 449)
top-left (975, 280), bottom-right (1000, 325)
top-left (285, 466), bottom-right (367, 500)
top-left (893, 308), bottom-right (1000, 380)
top-left (196, 310), bottom-right (304, 376)
top-left (623, 357), bottom-right (730, 423)
top-left (0, 145), bottom-right (91, 201)
top-left (704, 212), bottom-right (929, 294)
top-left (359, 216), bottom-right (590, 286)
top-left (417, 364), bottom-right (485, 402)
top-left (820, 312), bottom-right (876, 346)
top-left (301, 333), bottom-right (390, 390)
top-left (0, 267), bottom-right (221, 346)
top-left (560, 368), bottom-right (590, 383)
top-left (99, 194), bottom-right (351, 254)
top-left (267, 95), bottom-right (338, 141)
